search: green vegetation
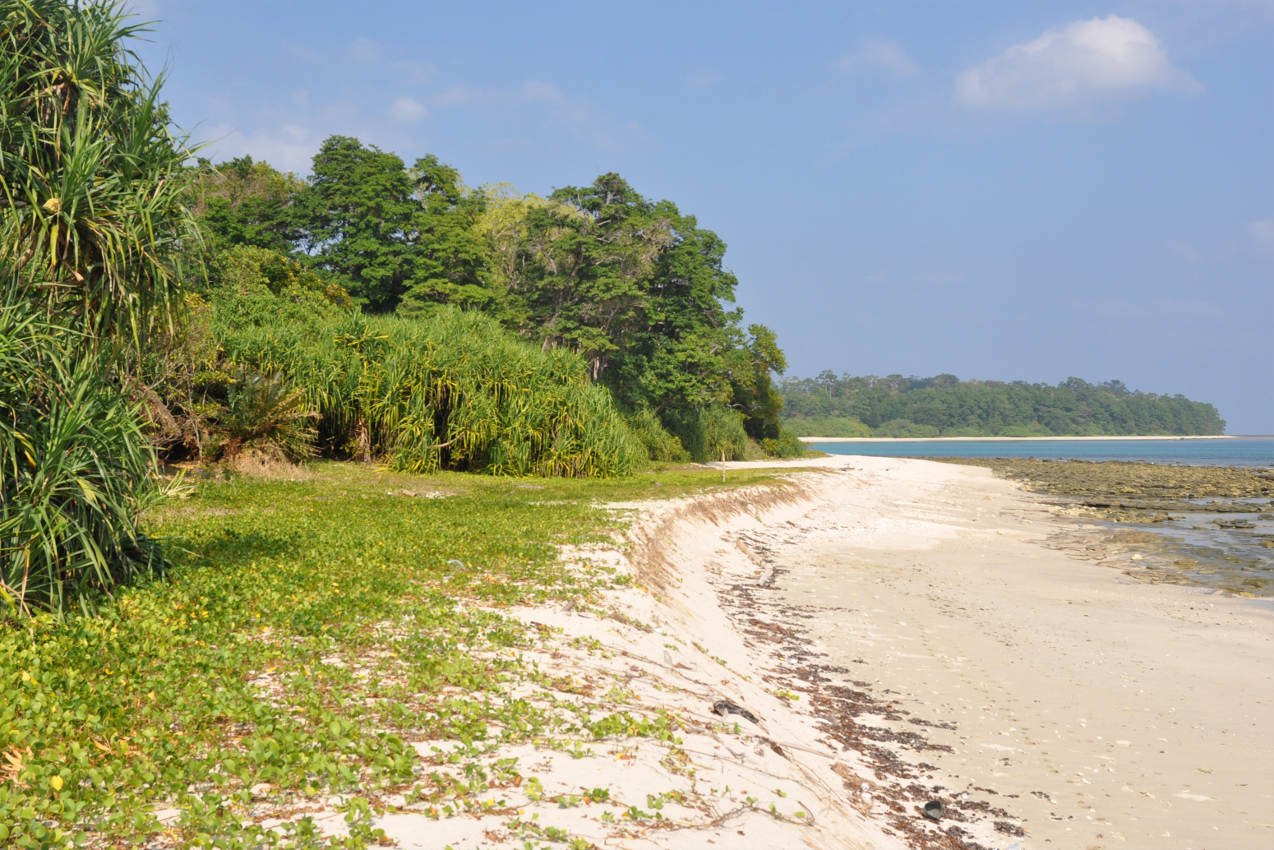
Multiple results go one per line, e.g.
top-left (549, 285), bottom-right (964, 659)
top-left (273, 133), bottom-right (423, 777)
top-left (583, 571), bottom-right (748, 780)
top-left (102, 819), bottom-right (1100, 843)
top-left (781, 372), bottom-right (1225, 437)
top-left (1, 0), bottom-right (192, 616)
top-left (0, 462), bottom-right (788, 846)
top-left (213, 301), bottom-right (645, 477)
top-left (184, 142), bottom-right (800, 466)
top-left (0, 0), bottom-right (191, 349)
top-left (0, 302), bottom-right (164, 617)
top-left (1, 1), bottom-right (801, 613)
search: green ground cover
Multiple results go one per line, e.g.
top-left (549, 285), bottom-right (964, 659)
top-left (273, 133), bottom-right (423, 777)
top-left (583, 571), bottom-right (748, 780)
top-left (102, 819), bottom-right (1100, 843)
top-left (0, 462), bottom-right (788, 848)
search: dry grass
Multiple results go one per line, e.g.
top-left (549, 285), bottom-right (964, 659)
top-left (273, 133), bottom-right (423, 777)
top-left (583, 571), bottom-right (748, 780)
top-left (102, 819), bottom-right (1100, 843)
top-left (225, 450), bottom-right (314, 480)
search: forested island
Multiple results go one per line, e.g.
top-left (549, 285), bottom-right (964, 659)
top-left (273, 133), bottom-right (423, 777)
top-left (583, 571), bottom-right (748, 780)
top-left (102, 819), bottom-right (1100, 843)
top-left (780, 372), bottom-right (1225, 437)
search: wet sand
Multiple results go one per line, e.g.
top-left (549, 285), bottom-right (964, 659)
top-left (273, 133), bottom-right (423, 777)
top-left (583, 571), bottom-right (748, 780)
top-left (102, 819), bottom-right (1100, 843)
top-left (754, 456), bottom-right (1274, 849)
top-left (798, 436), bottom-right (1236, 443)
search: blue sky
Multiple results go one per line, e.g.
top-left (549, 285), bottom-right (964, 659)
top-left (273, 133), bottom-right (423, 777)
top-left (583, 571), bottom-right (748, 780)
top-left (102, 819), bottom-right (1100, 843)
top-left (129, 1), bottom-right (1273, 433)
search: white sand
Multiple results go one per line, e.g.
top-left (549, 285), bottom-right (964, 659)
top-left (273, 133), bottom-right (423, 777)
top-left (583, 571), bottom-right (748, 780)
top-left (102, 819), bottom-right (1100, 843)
top-left (733, 456), bottom-right (1274, 848)
top-left (314, 455), bottom-right (1272, 848)
top-left (799, 435), bottom-right (1235, 443)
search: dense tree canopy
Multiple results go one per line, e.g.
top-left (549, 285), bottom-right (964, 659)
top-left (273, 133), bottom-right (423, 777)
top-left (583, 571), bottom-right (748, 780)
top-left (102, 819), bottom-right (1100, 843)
top-left (186, 145), bottom-right (796, 455)
top-left (780, 373), bottom-right (1225, 437)
top-left (187, 156), bottom-right (301, 255)
top-left (185, 136), bottom-right (1230, 453)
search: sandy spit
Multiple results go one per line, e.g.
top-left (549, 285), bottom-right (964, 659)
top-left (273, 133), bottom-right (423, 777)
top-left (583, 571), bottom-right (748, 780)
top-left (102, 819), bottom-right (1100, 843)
top-left (335, 455), bottom-right (1271, 849)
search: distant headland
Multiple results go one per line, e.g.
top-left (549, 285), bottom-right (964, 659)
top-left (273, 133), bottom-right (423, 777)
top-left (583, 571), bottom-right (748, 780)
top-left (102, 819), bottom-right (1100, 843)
top-left (780, 373), bottom-right (1225, 438)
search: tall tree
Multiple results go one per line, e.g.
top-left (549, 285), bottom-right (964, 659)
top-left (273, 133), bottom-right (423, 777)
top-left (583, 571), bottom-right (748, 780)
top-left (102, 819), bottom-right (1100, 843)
top-left (295, 136), bottom-right (416, 312)
top-left (397, 154), bottom-right (493, 315)
top-left (619, 203), bottom-right (741, 413)
top-left (511, 173), bottom-right (671, 379)
top-left (728, 323), bottom-right (787, 440)
top-left (186, 156), bottom-right (302, 255)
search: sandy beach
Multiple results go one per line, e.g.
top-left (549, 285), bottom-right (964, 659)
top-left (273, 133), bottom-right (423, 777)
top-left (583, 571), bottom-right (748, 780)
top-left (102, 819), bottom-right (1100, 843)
top-left (744, 457), bottom-right (1274, 848)
top-left (354, 455), bottom-right (1272, 848)
top-left (798, 436), bottom-right (1236, 443)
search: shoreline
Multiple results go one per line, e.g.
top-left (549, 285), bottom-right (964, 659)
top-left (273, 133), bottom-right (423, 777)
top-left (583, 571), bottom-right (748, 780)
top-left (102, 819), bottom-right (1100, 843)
top-left (362, 456), bottom-right (1273, 848)
top-left (799, 435), bottom-right (1240, 443)
top-left (711, 456), bottom-right (1274, 848)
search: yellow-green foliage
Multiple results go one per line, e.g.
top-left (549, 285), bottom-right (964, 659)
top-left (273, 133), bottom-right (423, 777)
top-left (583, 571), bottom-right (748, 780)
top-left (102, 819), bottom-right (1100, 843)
top-left (213, 299), bottom-right (644, 477)
top-left (0, 462), bottom-right (794, 846)
top-left (624, 407), bottom-right (689, 462)
top-left (0, 297), bottom-right (164, 618)
top-left (666, 405), bottom-right (752, 463)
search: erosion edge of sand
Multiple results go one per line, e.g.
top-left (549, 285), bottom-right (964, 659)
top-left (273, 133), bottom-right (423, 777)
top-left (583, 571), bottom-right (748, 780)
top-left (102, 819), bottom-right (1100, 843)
top-left (350, 455), bottom-right (1272, 849)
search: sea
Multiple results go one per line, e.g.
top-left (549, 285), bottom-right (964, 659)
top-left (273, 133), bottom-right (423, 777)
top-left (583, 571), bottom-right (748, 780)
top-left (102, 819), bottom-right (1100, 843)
top-left (807, 436), bottom-right (1274, 467)
top-left (809, 436), bottom-right (1274, 596)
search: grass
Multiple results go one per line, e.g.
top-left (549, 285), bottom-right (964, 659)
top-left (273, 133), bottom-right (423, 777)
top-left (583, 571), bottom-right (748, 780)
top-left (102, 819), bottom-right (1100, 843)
top-left (0, 460), bottom-right (794, 847)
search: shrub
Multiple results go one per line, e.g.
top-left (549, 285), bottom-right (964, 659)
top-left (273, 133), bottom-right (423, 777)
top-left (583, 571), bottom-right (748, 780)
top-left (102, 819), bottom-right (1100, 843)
top-left (0, 299), bottom-right (164, 617)
top-left (761, 429), bottom-right (808, 458)
top-left (875, 418), bottom-right (940, 438)
top-left (210, 367), bottom-right (317, 462)
top-left (781, 416), bottom-right (873, 438)
top-left (212, 297), bottom-right (645, 477)
top-left (625, 407), bottom-right (689, 462)
top-left (998, 424), bottom-right (1050, 437)
top-left (666, 406), bottom-right (751, 463)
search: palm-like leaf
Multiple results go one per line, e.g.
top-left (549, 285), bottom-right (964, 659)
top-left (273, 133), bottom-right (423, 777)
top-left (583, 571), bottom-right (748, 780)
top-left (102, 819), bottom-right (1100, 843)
top-left (0, 292), bottom-right (163, 618)
top-left (0, 0), bottom-right (194, 350)
top-left (213, 298), bottom-right (644, 478)
top-left (0, 1), bottom-right (189, 617)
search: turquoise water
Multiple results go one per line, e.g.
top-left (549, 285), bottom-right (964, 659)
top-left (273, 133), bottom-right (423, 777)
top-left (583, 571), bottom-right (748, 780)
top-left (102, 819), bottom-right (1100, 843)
top-left (808, 437), bottom-right (1274, 466)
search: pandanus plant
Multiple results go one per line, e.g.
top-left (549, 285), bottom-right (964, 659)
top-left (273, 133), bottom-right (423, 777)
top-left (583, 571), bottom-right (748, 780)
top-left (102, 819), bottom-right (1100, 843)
top-left (0, 292), bottom-right (164, 617)
top-left (0, 1), bottom-right (194, 616)
top-left (0, 0), bottom-right (193, 348)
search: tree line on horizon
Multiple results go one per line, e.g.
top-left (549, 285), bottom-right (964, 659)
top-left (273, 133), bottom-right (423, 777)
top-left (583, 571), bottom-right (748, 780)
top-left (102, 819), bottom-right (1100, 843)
top-left (780, 372), bottom-right (1226, 437)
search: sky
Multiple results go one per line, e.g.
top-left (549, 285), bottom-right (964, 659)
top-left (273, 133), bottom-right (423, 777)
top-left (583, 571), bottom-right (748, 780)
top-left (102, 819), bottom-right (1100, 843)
top-left (128, 0), bottom-right (1273, 433)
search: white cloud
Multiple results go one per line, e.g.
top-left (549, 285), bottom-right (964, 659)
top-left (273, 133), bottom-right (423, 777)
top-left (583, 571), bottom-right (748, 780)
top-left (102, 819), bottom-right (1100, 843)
top-left (389, 96), bottom-right (428, 123)
top-left (955, 16), bottom-right (1201, 110)
top-left (831, 38), bottom-right (919, 77)
top-left (1249, 219), bottom-right (1274, 256)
